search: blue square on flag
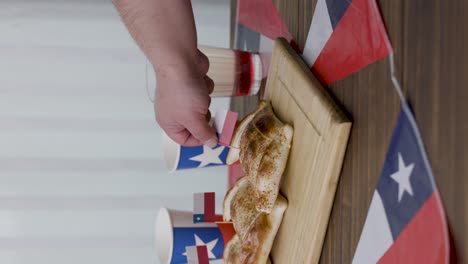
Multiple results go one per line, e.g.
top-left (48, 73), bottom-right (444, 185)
top-left (353, 105), bottom-right (449, 263)
top-left (193, 214), bottom-right (205, 224)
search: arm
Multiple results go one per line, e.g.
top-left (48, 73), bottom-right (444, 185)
top-left (113, 0), bottom-right (218, 147)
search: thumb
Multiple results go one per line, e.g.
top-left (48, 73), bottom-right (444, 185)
top-left (185, 114), bottom-right (218, 148)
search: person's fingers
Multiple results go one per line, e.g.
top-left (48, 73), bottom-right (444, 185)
top-left (207, 96), bottom-right (212, 108)
top-left (197, 50), bottom-right (210, 75)
top-left (204, 76), bottom-right (215, 94)
top-left (182, 134), bottom-right (204, 146)
top-left (205, 110), bottom-right (212, 122)
top-left (181, 135), bottom-right (204, 146)
top-left (185, 114), bottom-right (218, 148)
top-left (167, 128), bottom-right (203, 146)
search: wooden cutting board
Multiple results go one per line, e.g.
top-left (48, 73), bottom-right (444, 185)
top-left (264, 39), bottom-right (352, 263)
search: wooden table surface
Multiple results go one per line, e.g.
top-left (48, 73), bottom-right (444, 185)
top-left (230, 0), bottom-right (468, 262)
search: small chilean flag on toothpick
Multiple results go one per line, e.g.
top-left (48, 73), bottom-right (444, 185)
top-left (193, 192), bottom-right (216, 223)
top-left (214, 110), bottom-right (238, 147)
top-left (186, 245), bottom-right (209, 264)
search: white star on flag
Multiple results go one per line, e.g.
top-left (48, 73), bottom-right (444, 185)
top-left (182, 234), bottom-right (218, 259)
top-left (189, 145), bottom-right (225, 168)
top-left (390, 153), bottom-right (415, 202)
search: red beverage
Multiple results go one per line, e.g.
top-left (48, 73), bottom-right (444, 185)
top-left (199, 46), bottom-right (262, 97)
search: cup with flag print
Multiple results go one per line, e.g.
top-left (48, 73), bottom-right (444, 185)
top-left (156, 207), bottom-right (236, 264)
top-left (163, 110), bottom-right (238, 172)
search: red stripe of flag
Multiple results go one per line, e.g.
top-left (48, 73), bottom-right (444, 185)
top-left (312, 0), bottom-right (392, 85)
top-left (238, 0), bottom-right (293, 41)
top-left (196, 245), bottom-right (209, 264)
top-left (204, 192), bottom-right (215, 223)
top-left (378, 192), bottom-right (449, 263)
top-left (219, 111), bottom-right (238, 147)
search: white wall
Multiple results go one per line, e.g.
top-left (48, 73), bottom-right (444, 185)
top-left (0, 0), bottom-right (231, 263)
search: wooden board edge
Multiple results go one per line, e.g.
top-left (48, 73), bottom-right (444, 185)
top-left (271, 38), bottom-right (351, 126)
top-left (267, 39), bottom-right (353, 263)
top-left (307, 122), bottom-right (352, 263)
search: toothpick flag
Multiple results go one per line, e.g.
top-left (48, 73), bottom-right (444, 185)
top-left (214, 110), bottom-right (238, 147)
top-left (186, 245), bottom-right (210, 264)
top-left (302, 0), bottom-right (393, 85)
top-left (194, 192), bottom-right (216, 223)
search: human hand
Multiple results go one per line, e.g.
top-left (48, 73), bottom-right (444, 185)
top-left (154, 50), bottom-right (218, 147)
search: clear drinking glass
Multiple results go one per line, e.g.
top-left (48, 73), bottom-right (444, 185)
top-left (145, 47), bottom-right (263, 100)
top-left (199, 46), bottom-right (262, 97)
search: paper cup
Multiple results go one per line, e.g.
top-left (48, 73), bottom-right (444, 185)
top-left (156, 207), bottom-right (235, 264)
top-left (163, 133), bottom-right (229, 172)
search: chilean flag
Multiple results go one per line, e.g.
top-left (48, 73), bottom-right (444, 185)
top-left (236, 0), bottom-right (301, 53)
top-left (303, 0), bottom-right (393, 85)
top-left (213, 110), bottom-right (238, 147)
top-left (193, 192), bottom-right (216, 223)
top-left (352, 104), bottom-right (449, 263)
top-left (237, 0), bottom-right (294, 43)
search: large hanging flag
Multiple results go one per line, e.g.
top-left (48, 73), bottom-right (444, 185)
top-left (237, 0), bottom-right (294, 42)
top-left (352, 103), bottom-right (449, 263)
top-left (236, 0), bottom-right (301, 53)
top-left (302, 0), bottom-right (393, 85)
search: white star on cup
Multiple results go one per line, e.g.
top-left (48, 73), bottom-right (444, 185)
top-left (189, 145), bottom-right (225, 168)
top-left (182, 234), bottom-right (218, 259)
